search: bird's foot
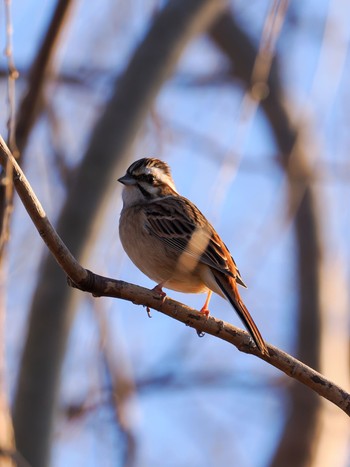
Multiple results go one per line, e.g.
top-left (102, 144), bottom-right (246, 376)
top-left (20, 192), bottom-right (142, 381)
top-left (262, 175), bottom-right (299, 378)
top-left (152, 283), bottom-right (167, 301)
top-left (145, 306), bottom-right (152, 318)
top-left (199, 290), bottom-right (212, 318)
top-left (199, 306), bottom-right (210, 318)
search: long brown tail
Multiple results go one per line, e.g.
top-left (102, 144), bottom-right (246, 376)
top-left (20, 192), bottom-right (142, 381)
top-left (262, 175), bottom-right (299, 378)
top-left (212, 271), bottom-right (269, 356)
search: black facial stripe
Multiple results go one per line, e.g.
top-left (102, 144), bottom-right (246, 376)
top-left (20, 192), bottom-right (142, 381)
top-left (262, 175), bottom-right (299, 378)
top-left (137, 173), bottom-right (156, 184)
top-left (137, 183), bottom-right (152, 199)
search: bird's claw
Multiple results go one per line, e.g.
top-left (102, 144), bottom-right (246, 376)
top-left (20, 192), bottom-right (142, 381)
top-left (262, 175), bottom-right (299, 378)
top-left (152, 284), bottom-right (167, 302)
top-left (199, 307), bottom-right (210, 319)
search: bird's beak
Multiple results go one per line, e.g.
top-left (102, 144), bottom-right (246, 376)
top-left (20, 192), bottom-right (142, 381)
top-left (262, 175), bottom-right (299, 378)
top-left (118, 174), bottom-right (136, 186)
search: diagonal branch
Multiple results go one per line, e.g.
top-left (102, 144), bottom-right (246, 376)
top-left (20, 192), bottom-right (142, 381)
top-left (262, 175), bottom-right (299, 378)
top-left (0, 135), bottom-right (349, 417)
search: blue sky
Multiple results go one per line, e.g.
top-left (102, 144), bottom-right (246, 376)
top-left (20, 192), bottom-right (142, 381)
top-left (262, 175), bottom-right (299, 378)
top-left (2, 0), bottom-right (350, 466)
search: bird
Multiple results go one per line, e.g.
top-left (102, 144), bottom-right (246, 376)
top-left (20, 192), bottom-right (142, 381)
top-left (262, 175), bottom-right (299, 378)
top-left (118, 158), bottom-right (268, 356)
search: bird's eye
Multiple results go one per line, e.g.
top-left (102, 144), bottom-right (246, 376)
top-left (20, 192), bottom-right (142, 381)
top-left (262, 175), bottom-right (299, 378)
top-left (147, 174), bottom-right (155, 184)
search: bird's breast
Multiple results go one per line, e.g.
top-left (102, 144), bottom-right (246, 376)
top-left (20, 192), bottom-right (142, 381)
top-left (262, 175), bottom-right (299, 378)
top-left (119, 207), bottom-right (209, 294)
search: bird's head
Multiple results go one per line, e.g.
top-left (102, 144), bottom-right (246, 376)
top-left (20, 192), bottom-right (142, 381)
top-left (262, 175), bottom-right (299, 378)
top-left (118, 158), bottom-right (177, 206)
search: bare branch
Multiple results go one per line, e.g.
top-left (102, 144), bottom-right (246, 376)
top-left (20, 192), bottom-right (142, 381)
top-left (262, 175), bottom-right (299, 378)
top-left (0, 2), bottom-right (18, 464)
top-left (0, 135), bottom-right (349, 417)
top-left (0, 0), bottom-right (19, 260)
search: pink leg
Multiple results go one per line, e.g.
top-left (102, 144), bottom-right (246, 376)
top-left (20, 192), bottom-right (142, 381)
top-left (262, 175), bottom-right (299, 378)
top-left (199, 291), bottom-right (212, 318)
top-left (152, 282), bottom-right (167, 299)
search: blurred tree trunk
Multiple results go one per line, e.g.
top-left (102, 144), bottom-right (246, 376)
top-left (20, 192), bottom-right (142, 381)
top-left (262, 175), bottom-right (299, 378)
top-left (12, 1), bottom-right (227, 466)
top-left (209, 12), bottom-right (323, 467)
top-left (310, 245), bottom-right (350, 467)
top-left (271, 144), bottom-right (322, 467)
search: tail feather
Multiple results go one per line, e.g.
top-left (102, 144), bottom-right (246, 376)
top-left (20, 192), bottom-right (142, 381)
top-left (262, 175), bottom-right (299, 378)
top-left (212, 271), bottom-right (268, 356)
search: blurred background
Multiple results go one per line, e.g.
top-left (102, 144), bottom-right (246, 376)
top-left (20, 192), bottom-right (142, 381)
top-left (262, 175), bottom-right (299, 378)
top-left (0, 0), bottom-right (349, 466)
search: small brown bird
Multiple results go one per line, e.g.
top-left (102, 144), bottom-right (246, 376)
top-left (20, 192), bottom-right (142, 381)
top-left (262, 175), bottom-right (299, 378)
top-left (118, 158), bottom-right (268, 355)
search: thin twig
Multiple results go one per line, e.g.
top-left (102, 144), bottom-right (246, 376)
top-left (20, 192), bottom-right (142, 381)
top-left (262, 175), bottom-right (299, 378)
top-left (4, 0), bottom-right (19, 151)
top-left (0, 0), bottom-right (19, 259)
top-left (0, 135), bottom-right (349, 417)
top-left (0, 3), bottom-right (18, 466)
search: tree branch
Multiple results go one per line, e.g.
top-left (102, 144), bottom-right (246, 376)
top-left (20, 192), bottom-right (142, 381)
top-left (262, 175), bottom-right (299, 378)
top-left (0, 135), bottom-right (349, 418)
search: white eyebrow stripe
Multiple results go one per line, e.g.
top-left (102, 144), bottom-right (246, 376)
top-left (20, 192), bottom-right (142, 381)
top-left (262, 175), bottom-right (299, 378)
top-left (149, 167), bottom-right (178, 193)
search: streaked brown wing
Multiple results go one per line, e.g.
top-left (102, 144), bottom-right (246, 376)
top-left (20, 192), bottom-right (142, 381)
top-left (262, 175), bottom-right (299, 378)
top-left (144, 195), bottom-right (245, 283)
